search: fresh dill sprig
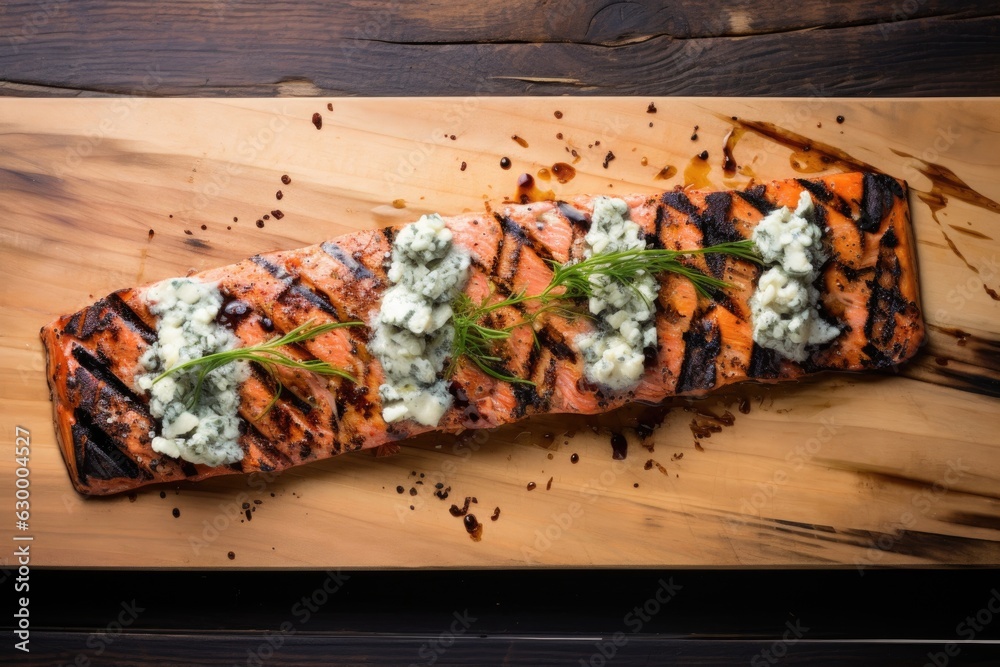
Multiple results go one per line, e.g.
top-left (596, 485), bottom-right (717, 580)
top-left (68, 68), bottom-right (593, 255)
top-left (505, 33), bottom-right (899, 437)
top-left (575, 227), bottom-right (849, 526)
top-left (154, 319), bottom-right (361, 416)
top-left (449, 239), bottom-right (759, 382)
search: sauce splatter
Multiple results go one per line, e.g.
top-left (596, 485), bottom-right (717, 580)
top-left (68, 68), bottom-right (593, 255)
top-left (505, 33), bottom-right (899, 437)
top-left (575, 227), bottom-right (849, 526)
top-left (551, 162), bottom-right (576, 183)
top-left (500, 157), bottom-right (512, 170)
top-left (311, 113), bottom-right (322, 130)
top-left (512, 135), bottom-right (529, 148)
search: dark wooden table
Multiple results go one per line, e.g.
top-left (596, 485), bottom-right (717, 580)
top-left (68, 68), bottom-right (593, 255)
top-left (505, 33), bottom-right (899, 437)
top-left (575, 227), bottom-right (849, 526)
top-left (3, 1), bottom-right (999, 665)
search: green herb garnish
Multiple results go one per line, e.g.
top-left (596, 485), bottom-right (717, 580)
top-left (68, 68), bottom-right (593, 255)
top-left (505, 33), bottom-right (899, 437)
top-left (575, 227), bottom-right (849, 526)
top-left (154, 319), bottom-right (361, 416)
top-left (450, 240), bottom-right (759, 383)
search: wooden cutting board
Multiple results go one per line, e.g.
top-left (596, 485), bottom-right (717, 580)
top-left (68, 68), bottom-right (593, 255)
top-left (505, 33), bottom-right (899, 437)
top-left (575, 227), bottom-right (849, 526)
top-left (1, 98), bottom-right (998, 568)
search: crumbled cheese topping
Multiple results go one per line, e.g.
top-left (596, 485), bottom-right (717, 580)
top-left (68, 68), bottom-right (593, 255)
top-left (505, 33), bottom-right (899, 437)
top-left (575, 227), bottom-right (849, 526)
top-left (371, 214), bottom-right (470, 426)
top-left (136, 278), bottom-right (247, 466)
top-left (749, 191), bottom-right (840, 362)
top-left (575, 197), bottom-right (658, 390)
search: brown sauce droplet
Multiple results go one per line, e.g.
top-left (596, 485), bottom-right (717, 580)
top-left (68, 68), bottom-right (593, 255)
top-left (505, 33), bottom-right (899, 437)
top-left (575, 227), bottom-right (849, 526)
top-left (147, 229), bottom-right (155, 240)
top-left (526, 482), bottom-right (537, 491)
top-left (654, 165), bottom-right (677, 181)
top-left (697, 150), bottom-right (709, 160)
top-left (500, 157), bottom-right (512, 170)
top-left (515, 172), bottom-right (555, 204)
top-left (640, 157), bottom-right (648, 167)
top-left (228, 551), bottom-right (236, 560)
top-left (159, 491), bottom-right (166, 499)
top-left (396, 485), bottom-right (404, 494)
top-left (183, 229), bottom-right (193, 236)
top-left (233, 217), bottom-right (238, 222)
top-left (536, 167), bottom-right (551, 181)
top-left (684, 155), bottom-right (713, 189)
top-left (556, 132), bottom-right (563, 140)
top-left (691, 133), bottom-right (698, 141)
top-left (272, 210), bottom-right (283, 220)
top-left (327, 103), bottom-right (333, 112)
top-left (172, 508), bottom-right (180, 518)
top-left (392, 199), bottom-right (406, 209)
top-left (646, 102), bottom-right (657, 113)
top-left (256, 220), bottom-right (264, 228)
top-left (836, 115), bottom-right (845, 124)
top-left (491, 507), bottom-right (501, 521)
top-left (610, 432), bottom-right (628, 460)
top-left (935, 357), bottom-right (950, 366)
top-left (789, 147), bottom-right (831, 174)
top-left (512, 135), bottom-right (528, 148)
top-left (281, 174), bottom-right (291, 185)
top-left (460, 161), bottom-right (467, 171)
top-left (551, 162), bottom-right (576, 184)
top-left (464, 514), bottom-right (483, 541)
top-left (276, 190), bottom-right (283, 200)
top-left (311, 113), bottom-right (322, 130)
top-left (435, 485), bottom-right (451, 500)
top-left (570, 453), bottom-right (579, 464)
top-left (722, 127), bottom-right (744, 176)
top-left (602, 151), bottom-right (616, 169)
top-left (738, 397), bottom-right (751, 414)
top-left (554, 110), bottom-right (563, 119)
top-left (546, 476), bottom-right (553, 491)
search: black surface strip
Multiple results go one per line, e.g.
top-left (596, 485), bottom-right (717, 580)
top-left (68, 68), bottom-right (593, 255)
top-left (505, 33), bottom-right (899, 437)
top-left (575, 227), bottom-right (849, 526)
top-left (16, 569), bottom-right (1000, 641)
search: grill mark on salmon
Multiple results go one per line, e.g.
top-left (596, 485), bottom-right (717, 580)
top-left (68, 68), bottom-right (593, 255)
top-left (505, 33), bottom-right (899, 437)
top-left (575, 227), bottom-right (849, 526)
top-left (858, 173), bottom-right (905, 234)
top-left (735, 184), bottom-right (778, 215)
top-left (676, 306), bottom-right (722, 393)
top-left (72, 407), bottom-right (148, 483)
top-left (105, 292), bottom-right (158, 344)
top-left (41, 173), bottom-right (925, 495)
top-left (320, 241), bottom-right (376, 281)
top-left (71, 345), bottom-right (149, 412)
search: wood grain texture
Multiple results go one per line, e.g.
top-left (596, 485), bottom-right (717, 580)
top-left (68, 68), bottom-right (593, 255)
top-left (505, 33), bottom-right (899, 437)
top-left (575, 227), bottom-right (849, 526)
top-left (0, 1), bottom-right (998, 97)
top-left (0, 97), bottom-right (998, 569)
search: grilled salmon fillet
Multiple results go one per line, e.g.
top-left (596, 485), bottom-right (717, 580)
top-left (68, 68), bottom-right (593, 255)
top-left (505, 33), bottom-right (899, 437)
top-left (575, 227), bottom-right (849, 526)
top-left (41, 173), bottom-right (924, 495)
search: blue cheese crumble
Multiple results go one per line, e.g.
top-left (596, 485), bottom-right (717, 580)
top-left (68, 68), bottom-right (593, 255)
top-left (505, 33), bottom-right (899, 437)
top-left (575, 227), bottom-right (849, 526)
top-left (575, 197), bottom-right (658, 390)
top-left (371, 214), bottom-right (470, 426)
top-left (135, 278), bottom-right (247, 466)
top-left (749, 191), bottom-right (840, 362)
